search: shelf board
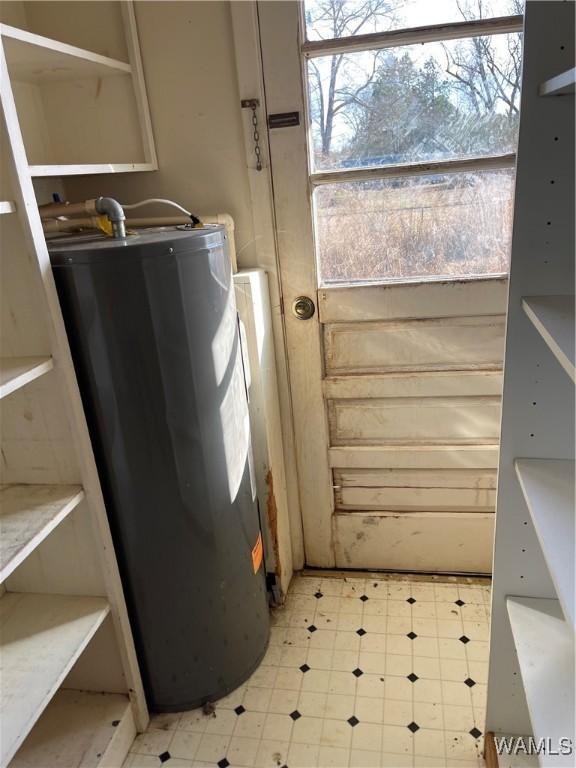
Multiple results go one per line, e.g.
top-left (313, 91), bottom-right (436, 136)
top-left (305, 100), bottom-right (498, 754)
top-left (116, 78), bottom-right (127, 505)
top-left (0, 356), bottom-right (53, 399)
top-left (522, 296), bottom-right (575, 382)
top-left (10, 689), bottom-right (135, 768)
top-left (29, 162), bottom-right (157, 177)
top-left (539, 66), bottom-right (576, 96)
top-left (0, 201), bottom-right (16, 215)
top-left (0, 592), bottom-right (110, 765)
top-left (515, 460), bottom-right (575, 626)
top-left (507, 597), bottom-right (574, 766)
top-left (0, 484), bottom-right (84, 583)
top-left (0, 24), bottom-right (131, 82)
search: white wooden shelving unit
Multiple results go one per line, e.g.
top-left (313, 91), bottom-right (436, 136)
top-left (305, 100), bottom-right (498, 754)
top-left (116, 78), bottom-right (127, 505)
top-left (514, 459), bottom-right (574, 626)
top-left (0, 2), bottom-right (156, 177)
top-left (486, 2), bottom-right (575, 765)
top-left (522, 296), bottom-right (575, 382)
top-left (10, 690), bottom-right (135, 768)
top-left (539, 66), bottom-right (576, 96)
top-left (0, 484), bottom-right (84, 581)
top-left (0, 593), bottom-right (110, 762)
top-left (0, 355), bottom-right (53, 399)
top-left (0, 2), bottom-right (154, 766)
top-left (507, 598), bottom-right (574, 759)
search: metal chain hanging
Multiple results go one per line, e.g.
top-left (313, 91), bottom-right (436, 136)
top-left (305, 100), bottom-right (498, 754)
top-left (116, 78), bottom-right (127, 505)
top-left (241, 99), bottom-right (263, 172)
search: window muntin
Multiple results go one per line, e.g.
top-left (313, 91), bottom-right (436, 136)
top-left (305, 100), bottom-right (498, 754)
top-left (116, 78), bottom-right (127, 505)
top-left (308, 34), bottom-right (522, 171)
top-left (314, 169), bottom-right (514, 284)
top-left (304, 0), bottom-right (522, 41)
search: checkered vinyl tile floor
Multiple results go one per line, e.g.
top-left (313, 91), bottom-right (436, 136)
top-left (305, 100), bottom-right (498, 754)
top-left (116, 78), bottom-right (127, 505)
top-left (124, 573), bottom-right (493, 768)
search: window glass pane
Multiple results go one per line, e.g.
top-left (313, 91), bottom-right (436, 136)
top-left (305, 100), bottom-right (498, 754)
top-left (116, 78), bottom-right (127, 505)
top-left (313, 169), bottom-right (514, 285)
top-left (304, 0), bottom-right (522, 41)
top-left (308, 35), bottom-right (521, 170)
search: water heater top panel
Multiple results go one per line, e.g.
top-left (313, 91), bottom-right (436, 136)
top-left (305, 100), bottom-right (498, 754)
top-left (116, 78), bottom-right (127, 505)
top-left (48, 224), bottom-right (225, 265)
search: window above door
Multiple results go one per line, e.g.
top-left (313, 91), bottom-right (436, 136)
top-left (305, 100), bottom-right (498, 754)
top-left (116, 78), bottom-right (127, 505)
top-left (301, 0), bottom-right (524, 286)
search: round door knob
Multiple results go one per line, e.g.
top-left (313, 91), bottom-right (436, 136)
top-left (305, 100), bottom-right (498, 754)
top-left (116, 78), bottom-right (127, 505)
top-left (292, 295), bottom-right (315, 320)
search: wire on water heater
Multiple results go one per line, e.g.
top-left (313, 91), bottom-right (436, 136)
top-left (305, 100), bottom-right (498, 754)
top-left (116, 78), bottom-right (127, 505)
top-left (120, 198), bottom-right (202, 227)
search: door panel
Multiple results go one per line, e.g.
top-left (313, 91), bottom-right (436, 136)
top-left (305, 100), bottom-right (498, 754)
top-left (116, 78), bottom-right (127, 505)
top-left (324, 316), bottom-right (505, 374)
top-left (335, 468), bottom-right (497, 513)
top-left (323, 370), bottom-right (503, 399)
top-left (329, 397), bottom-right (501, 445)
top-left (318, 279), bottom-right (509, 322)
top-left (337, 487), bottom-right (496, 512)
top-left (334, 512), bottom-right (494, 572)
top-left (334, 468), bottom-right (497, 488)
top-left (323, 281), bottom-right (504, 571)
top-left (328, 445), bottom-right (500, 469)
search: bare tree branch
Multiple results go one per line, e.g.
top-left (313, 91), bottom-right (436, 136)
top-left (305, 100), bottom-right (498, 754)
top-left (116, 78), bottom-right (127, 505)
top-left (306, 0), bottom-right (398, 158)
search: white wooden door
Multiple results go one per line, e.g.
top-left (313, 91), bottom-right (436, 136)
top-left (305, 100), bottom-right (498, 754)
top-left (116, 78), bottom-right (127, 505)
top-left (257, 0), bottom-right (523, 572)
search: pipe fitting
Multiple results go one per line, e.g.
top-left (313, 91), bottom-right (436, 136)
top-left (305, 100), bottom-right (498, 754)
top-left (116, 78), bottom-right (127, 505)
top-left (95, 197), bottom-right (126, 239)
top-left (39, 199), bottom-right (98, 219)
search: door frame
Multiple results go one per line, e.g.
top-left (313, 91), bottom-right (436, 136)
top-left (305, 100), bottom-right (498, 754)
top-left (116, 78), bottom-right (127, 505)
top-left (230, 1), bottom-right (308, 570)
top-left (251, 0), bottom-right (336, 567)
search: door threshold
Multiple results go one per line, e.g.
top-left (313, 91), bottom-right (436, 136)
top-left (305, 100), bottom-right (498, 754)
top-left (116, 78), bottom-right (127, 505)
top-left (301, 567), bottom-right (491, 586)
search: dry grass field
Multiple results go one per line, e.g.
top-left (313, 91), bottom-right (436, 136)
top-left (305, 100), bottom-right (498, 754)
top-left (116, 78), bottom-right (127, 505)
top-left (314, 171), bottom-right (514, 284)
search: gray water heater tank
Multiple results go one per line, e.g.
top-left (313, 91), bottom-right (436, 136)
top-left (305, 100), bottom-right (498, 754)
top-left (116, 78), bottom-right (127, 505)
top-left (49, 225), bottom-right (270, 712)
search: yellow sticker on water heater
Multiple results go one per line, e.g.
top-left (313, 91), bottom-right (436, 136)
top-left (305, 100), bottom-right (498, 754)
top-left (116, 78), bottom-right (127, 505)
top-left (252, 532), bottom-right (263, 574)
